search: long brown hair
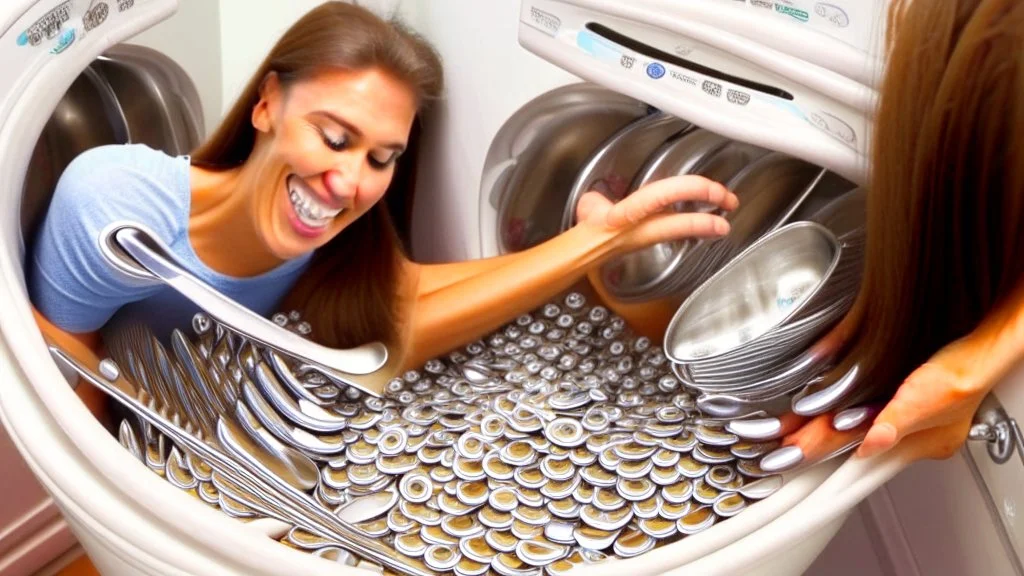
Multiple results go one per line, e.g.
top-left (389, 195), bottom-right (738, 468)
top-left (828, 0), bottom-right (1024, 406)
top-left (190, 2), bottom-right (443, 349)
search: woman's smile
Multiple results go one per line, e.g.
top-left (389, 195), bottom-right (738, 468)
top-left (285, 174), bottom-right (345, 238)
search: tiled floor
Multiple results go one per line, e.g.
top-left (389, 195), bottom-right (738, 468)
top-left (55, 555), bottom-right (99, 576)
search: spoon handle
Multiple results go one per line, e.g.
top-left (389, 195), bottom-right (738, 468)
top-left (49, 344), bottom-right (434, 576)
top-left (101, 223), bottom-right (388, 390)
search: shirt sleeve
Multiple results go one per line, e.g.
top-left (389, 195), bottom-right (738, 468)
top-left (28, 147), bottom-right (171, 333)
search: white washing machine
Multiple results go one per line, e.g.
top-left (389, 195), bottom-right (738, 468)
top-left (0, 1), bottom-right (1022, 576)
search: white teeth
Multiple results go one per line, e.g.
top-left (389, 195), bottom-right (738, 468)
top-left (288, 177), bottom-right (344, 228)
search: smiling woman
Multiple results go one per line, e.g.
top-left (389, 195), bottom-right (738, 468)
top-left (28, 1), bottom-right (738, 420)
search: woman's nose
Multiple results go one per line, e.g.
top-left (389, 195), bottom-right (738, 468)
top-left (323, 168), bottom-right (357, 203)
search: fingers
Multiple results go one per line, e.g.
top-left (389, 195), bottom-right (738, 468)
top-left (855, 361), bottom-right (972, 459)
top-left (607, 176), bottom-right (738, 230)
top-left (854, 364), bottom-right (955, 458)
top-left (575, 191), bottom-right (613, 223)
top-left (759, 412), bottom-right (871, 473)
top-left (727, 411), bottom-right (807, 441)
top-left (627, 212), bottom-right (732, 245)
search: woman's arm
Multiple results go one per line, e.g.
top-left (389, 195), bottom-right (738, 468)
top-left (400, 222), bottom-right (620, 367)
top-left (32, 307), bottom-right (110, 423)
top-left (396, 176), bottom-right (737, 369)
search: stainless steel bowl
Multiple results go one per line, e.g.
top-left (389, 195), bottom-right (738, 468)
top-left (558, 112), bottom-right (691, 232)
top-left (664, 222), bottom-right (841, 364)
top-left (663, 153), bottom-right (828, 298)
top-left (596, 132), bottom-right (768, 302)
top-left (484, 83), bottom-right (652, 254)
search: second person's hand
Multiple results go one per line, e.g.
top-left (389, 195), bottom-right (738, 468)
top-left (740, 280), bottom-right (1024, 473)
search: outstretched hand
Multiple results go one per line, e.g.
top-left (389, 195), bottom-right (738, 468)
top-left (575, 175), bottom-right (739, 253)
top-left (747, 308), bottom-right (1021, 473)
top-left (755, 361), bottom-right (986, 473)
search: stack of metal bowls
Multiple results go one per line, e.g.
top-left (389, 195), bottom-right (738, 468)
top-left (662, 189), bottom-right (867, 418)
top-left (558, 115), bottom-right (836, 306)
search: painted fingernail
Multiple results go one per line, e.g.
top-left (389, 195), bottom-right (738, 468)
top-left (760, 445), bottom-right (804, 473)
top-left (833, 406), bottom-right (873, 431)
top-left (793, 364), bottom-right (861, 416)
top-left (726, 417), bottom-right (782, 440)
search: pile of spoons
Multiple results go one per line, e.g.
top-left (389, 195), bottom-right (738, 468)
top-left (104, 292), bottom-right (784, 576)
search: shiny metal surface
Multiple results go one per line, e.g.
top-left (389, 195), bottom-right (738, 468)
top-left (95, 44), bottom-right (204, 156)
top-left (89, 292), bottom-right (784, 574)
top-left (102, 224), bottom-right (390, 389)
top-left (485, 83), bottom-right (652, 254)
top-left (21, 44), bottom-right (204, 253)
top-left (559, 112), bottom-right (690, 233)
top-left (665, 222), bottom-right (840, 365)
top-left (21, 66), bottom-right (127, 248)
top-left (665, 153), bottom-right (827, 298)
top-left (595, 131), bottom-right (767, 302)
top-left (48, 345), bottom-right (432, 576)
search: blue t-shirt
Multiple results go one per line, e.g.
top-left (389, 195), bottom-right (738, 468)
top-left (28, 144), bottom-right (312, 341)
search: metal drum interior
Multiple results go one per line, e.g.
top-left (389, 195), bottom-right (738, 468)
top-left (20, 43), bottom-right (203, 258)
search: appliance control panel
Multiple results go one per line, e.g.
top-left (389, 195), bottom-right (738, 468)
top-left (0, 0), bottom-right (174, 128)
top-left (519, 0), bottom-right (883, 184)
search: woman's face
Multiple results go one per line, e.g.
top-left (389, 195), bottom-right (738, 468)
top-left (248, 67), bottom-right (417, 261)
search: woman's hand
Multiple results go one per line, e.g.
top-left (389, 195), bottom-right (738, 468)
top-left (575, 175), bottom-right (739, 253)
top-left (750, 318), bottom-right (1018, 473)
top-left (758, 362), bottom-right (986, 472)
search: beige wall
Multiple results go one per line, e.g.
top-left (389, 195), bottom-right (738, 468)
top-left (127, 0), bottom-right (223, 137)
top-left (218, 0), bottom-right (421, 119)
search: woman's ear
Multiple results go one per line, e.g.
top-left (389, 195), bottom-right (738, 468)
top-left (251, 71), bottom-right (282, 134)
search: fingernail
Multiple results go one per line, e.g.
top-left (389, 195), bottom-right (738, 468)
top-left (793, 364), bottom-right (860, 416)
top-left (833, 406), bottom-right (872, 431)
top-left (760, 445), bottom-right (804, 473)
top-left (715, 219), bottom-right (730, 235)
top-left (726, 417), bottom-right (782, 440)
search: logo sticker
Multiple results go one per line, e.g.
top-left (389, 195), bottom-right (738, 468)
top-left (84, 3), bottom-right (110, 32)
top-left (727, 90), bottom-right (751, 106)
top-left (50, 28), bottom-right (75, 54)
top-left (528, 6), bottom-right (561, 35)
top-left (646, 62), bottom-right (666, 79)
top-left (814, 3), bottom-right (850, 27)
top-left (702, 80), bottom-right (723, 98)
top-left (775, 3), bottom-right (810, 22)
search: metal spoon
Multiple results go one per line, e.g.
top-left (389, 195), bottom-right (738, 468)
top-left (99, 223), bottom-right (390, 394)
top-left (49, 343), bottom-right (435, 576)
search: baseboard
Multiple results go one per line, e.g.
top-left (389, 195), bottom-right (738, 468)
top-left (0, 499), bottom-right (76, 576)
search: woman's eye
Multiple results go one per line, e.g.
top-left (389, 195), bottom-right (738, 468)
top-left (320, 129), bottom-right (347, 152)
top-left (368, 152), bottom-right (398, 170)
